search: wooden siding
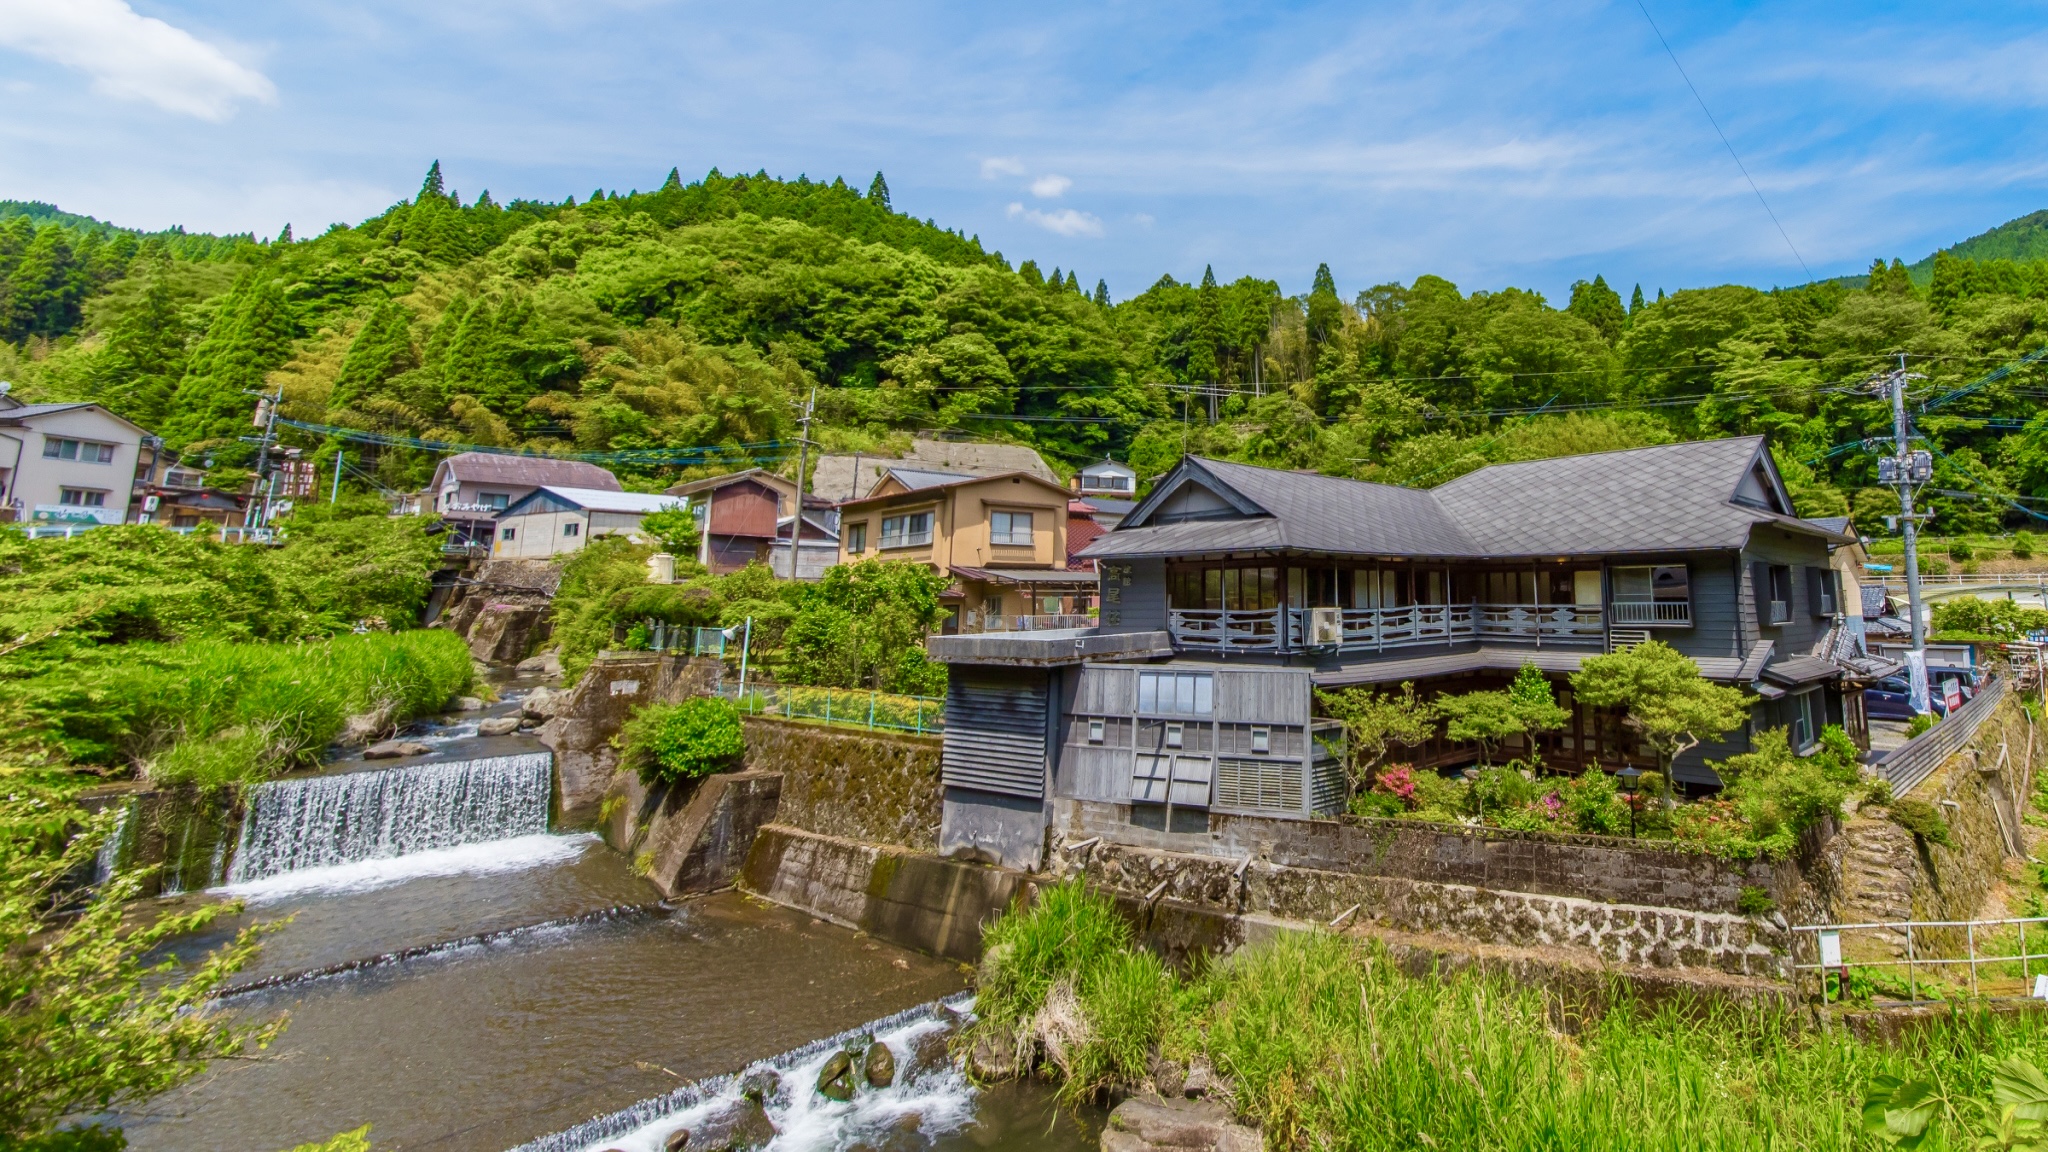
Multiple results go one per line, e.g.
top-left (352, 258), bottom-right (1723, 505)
top-left (1098, 557), bottom-right (1168, 633)
top-left (709, 480), bottom-right (780, 538)
top-left (1742, 525), bottom-right (1835, 660)
top-left (1215, 667), bottom-right (1312, 725)
top-left (942, 669), bottom-right (1050, 799)
top-left (1664, 554), bottom-right (1744, 662)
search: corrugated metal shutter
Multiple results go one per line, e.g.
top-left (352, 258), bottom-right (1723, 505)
top-left (942, 671), bottom-right (1048, 798)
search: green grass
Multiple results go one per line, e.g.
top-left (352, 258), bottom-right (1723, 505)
top-left (82, 630), bottom-right (474, 787)
top-left (974, 881), bottom-right (2048, 1150)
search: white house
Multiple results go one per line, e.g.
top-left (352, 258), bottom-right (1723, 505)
top-left (492, 486), bottom-right (685, 558)
top-left (427, 453), bottom-right (622, 548)
top-left (1074, 456), bottom-right (1139, 529)
top-left (0, 393), bottom-right (151, 527)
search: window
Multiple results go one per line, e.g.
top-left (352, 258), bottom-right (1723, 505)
top-left (59, 488), bottom-right (107, 507)
top-left (1766, 565), bottom-right (1792, 624)
top-left (480, 492), bottom-right (510, 511)
top-left (845, 522), bottom-right (867, 553)
top-left (1164, 722), bottom-right (1184, 749)
top-left (1088, 718), bottom-right (1105, 744)
top-left (879, 511), bottom-right (933, 548)
top-left (42, 438), bottom-right (116, 464)
top-left (990, 510), bottom-right (1034, 546)
top-left (563, 522), bottom-right (580, 537)
top-left (1250, 726), bottom-right (1271, 754)
top-left (985, 595), bottom-right (1004, 618)
top-left (1138, 670), bottom-right (1214, 716)
top-left (1793, 690), bottom-right (1818, 750)
top-left (1083, 474), bottom-right (1131, 492)
top-left (1809, 566), bottom-right (1839, 616)
top-left (501, 527), bottom-right (516, 541)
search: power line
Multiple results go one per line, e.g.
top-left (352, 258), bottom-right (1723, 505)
top-left (276, 418), bottom-right (795, 464)
top-left (1634, 1), bottom-right (1812, 280)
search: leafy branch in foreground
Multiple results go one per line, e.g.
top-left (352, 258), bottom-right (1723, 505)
top-left (0, 771), bottom-right (283, 1146)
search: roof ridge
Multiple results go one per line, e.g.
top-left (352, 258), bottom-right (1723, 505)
top-left (1435, 434), bottom-right (1765, 488)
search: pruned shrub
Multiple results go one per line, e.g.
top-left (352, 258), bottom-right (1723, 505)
top-left (619, 697), bottom-right (746, 785)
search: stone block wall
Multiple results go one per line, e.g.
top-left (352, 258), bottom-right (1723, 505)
top-left (538, 653), bottom-right (721, 825)
top-left (743, 717), bottom-right (943, 852)
top-left (1056, 798), bottom-right (1782, 916)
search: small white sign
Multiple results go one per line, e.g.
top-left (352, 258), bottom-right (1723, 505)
top-left (2034, 974), bottom-right (2048, 1000)
top-left (1818, 930), bottom-right (1842, 968)
top-left (609, 679), bottom-right (641, 696)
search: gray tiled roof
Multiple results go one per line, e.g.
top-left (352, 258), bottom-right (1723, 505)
top-left (1083, 437), bottom-right (1847, 562)
top-left (0, 402), bottom-right (94, 421)
top-left (434, 452), bottom-right (621, 491)
top-left (886, 466), bottom-right (978, 491)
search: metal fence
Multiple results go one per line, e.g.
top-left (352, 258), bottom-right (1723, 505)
top-left (716, 681), bottom-right (944, 735)
top-left (1882, 674), bottom-right (2007, 794)
top-left (1793, 916), bottom-right (2048, 1004)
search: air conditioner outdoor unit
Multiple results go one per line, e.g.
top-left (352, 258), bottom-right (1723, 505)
top-left (1309, 607), bottom-right (1344, 646)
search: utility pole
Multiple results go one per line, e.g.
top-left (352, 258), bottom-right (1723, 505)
top-left (792, 384), bottom-right (817, 519)
top-left (242, 385), bottom-right (283, 532)
top-left (1875, 354), bottom-right (1933, 706)
top-left (330, 449), bottom-right (344, 504)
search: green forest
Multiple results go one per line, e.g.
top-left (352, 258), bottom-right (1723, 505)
top-left (8, 164), bottom-right (2048, 536)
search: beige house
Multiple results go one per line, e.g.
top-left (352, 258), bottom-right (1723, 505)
top-left (835, 467), bottom-right (1092, 631)
top-left (0, 395), bottom-right (150, 527)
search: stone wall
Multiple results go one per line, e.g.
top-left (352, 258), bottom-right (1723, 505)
top-left (1056, 799), bottom-right (1785, 916)
top-left (437, 560), bottom-right (562, 664)
top-left (538, 653), bottom-right (722, 825)
top-left (1064, 836), bottom-right (1787, 977)
top-left (743, 718), bottom-right (943, 851)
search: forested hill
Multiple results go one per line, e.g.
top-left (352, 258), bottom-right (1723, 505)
top-left (6, 162), bottom-right (2048, 538)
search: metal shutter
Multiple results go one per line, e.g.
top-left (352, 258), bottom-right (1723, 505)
top-left (942, 671), bottom-right (1048, 798)
top-left (1214, 757), bottom-right (1302, 813)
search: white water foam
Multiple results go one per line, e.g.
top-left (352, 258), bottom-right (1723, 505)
top-left (229, 752), bottom-right (553, 883)
top-left (214, 832), bottom-right (595, 903)
top-left (521, 996), bottom-right (979, 1152)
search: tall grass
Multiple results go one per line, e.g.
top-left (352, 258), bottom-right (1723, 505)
top-left (97, 631), bottom-right (474, 788)
top-left (975, 881), bottom-right (2048, 1150)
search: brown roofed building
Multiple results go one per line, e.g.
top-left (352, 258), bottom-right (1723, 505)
top-left (427, 453), bottom-right (621, 547)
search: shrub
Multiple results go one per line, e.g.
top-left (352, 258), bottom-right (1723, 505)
top-left (1561, 769), bottom-right (1629, 835)
top-left (1906, 713), bottom-right (1938, 739)
top-left (619, 697), bottom-right (746, 785)
top-left (1349, 790), bottom-right (1405, 819)
top-left (1949, 538), bottom-right (1975, 562)
top-left (976, 881), bottom-right (1132, 1031)
top-left (1889, 798), bottom-right (1954, 848)
top-left (2016, 531), bottom-right (2037, 560)
top-left (1737, 885), bottom-right (1776, 916)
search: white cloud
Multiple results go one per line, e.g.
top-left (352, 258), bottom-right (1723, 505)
top-left (0, 0), bottom-right (274, 121)
top-left (1006, 201), bottom-right (1104, 238)
top-left (1029, 172), bottom-right (1071, 198)
top-left (979, 155), bottom-right (1025, 179)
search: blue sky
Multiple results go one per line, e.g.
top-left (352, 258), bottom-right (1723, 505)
top-left (2, 0), bottom-right (2045, 303)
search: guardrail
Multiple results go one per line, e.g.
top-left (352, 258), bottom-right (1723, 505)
top-left (1793, 915), bottom-right (2048, 1004)
top-left (1882, 674), bottom-right (2007, 794)
top-left (716, 682), bottom-right (945, 735)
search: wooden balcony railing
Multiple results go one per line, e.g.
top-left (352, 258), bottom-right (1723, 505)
top-left (1167, 604), bottom-right (1609, 655)
top-left (965, 613), bottom-right (1097, 634)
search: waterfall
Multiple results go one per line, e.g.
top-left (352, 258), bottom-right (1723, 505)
top-left (228, 753), bottom-right (553, 883)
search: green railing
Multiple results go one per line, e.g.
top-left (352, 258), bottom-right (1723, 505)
top-left (720, 682), bottom-right (945, 735)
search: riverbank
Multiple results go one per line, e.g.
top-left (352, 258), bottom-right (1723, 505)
top-left (970, 881), bottom-right (2048, 1151)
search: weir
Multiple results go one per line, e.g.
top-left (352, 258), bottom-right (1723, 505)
top-left (228, 752), bottom-right (554, 883)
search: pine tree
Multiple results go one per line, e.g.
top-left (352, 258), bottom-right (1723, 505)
top-left (663, 167), bottom-right (683, 190)
top-left (96, 266), bottom-right (189, 429)
top-left (419, 161), bottom-right (445, 201)
top-left (4, 225), bottom-right (85, 342)
top-left (867, 172), bottom-right (891, 211)
top-left (1630, 283), bottom-right (1645, 314)
top-left (1065, 271), bottom-right (1080, 294)
top-left (329, 299), bottom-right (418, 411)
top-left (1566, 274), bottom-right (1625, 342)
top-left (1306, 262), bottom-right (1343, 343)
top-left (1188, 265), bottom-right (1223, 384)
top-left (161, 274), bottom-right (298, 451)
top-left (1018, 260), bottom-right (1044, 288)
top-left (276, 223), bottom-right (293, 245)
top-left (1093, 279), bottom-right (1110, 307)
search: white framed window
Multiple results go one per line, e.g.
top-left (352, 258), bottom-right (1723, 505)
top-left (990, 510), bottom-right (1034, 546)
top-left (43, 438), bottom-right (116, 464)
top-left (880, 512), bottom-right (932, 548)
top-left (1138, 670), bottom-right (1214, 716)
top-left (501, 527), bottom-right (517, 541)
top-left (1164, 722), bottom-right (1184, 749)
top-left (563, 522), bottom-right (580, 537)
top-left (480, 492), bottom-right (510, 511)
top-left (1251, 726), bottom-right (1271, 754)
top-left (59, 488), bottom-right (107, 507)
top-left (845, 522), bottom-right (867, 553)
top-left (1088, 717), bottom-right (1105, 744)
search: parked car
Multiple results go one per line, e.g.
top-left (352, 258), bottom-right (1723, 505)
top-left (1864, 674), bottom-right (1956, 721)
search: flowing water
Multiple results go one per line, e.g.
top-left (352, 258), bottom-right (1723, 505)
top-left (228, 753), bottom-right (554, 883)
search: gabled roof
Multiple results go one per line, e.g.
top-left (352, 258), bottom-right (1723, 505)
top-left (885, 466), bottom-right (978, 491)
top-left (1083, 437), bottom-right (1849, 562)
top-left (431, 452), bottom-right (620, 492)
top-left (839, 468), bottom-right (1071, 508)
top-left (0, 401), bottom-right (151, 436)
top-left (1431, 436), bottom-right (1834, 555)
top-left (499, 485), bottom-right (681, 517)
top-left (664, 467), bottom-right (796, 500)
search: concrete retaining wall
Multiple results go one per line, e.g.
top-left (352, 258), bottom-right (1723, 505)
top-left (744, 718), bottom-right (942, 851)
top-left (740, 824), bottom-right (1031, 962)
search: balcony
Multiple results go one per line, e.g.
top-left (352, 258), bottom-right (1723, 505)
top-left (1166, 604), bottom-right (1606, 655)
top-left (1610, 599), bottom-right (1692, 627)
top-left (962, 613), bottom-right (1097, 634)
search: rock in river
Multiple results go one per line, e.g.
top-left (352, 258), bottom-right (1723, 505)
top-left (363, 739), bottom-right (432, 759)
top-left (452, 696), bottom-right (486, 712)
top-left (738, 1068), bottom-right (780, 1104)
top-left (1101, 1095), bottom-right (1261, 1152)
top-left (477, 716), bottom-right (522, 736)
top-left (667, 1098), bottom-right (777, 1152)
top-left (816, 1049), bottom-right (857, 1101)
top-left (864, 1040), bottom-right (897, 1088)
